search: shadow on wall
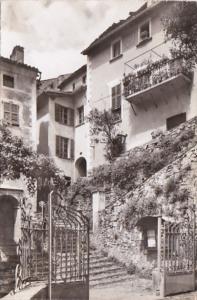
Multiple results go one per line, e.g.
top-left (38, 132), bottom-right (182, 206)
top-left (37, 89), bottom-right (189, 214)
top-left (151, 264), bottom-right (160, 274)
top-left (30, 282), bottom-right (88, 300)
top-left (37, 121), bottom-right (49, 155)
top-left (0, 195), bottom-right (18, 260)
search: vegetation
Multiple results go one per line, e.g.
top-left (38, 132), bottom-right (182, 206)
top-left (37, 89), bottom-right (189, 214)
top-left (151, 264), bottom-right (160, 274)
top-left (0, 123), bottom-right (69, 195)
top-left (87, 108), bottom-right (126, 162)
top-left (163, 1), bottom-right (197, 67)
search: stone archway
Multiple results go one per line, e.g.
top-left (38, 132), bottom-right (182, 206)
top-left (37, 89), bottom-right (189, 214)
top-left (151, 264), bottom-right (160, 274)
top-left (75, 157), bottom-right (87, 179)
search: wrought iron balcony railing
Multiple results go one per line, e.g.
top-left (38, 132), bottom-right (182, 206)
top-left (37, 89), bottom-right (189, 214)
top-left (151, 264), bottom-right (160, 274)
top-left (123, 56), bottom-right (193, 100)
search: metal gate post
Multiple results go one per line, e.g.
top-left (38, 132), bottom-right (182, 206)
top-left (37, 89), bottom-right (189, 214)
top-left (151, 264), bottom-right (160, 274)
top-left (193, 205), bottom-right (196, 291)
top-left (48, 190), bottom-right (54, 300)
top-left (157, 208), bottom-right (162, 296)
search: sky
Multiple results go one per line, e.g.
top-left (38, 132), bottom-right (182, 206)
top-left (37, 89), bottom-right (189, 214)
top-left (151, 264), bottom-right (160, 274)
top-left (1, 0), bottom-right (144, 79)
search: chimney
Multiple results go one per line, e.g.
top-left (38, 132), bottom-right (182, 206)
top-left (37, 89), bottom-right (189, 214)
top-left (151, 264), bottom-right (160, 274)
top-left (10, 46), bottom-right (24, 64)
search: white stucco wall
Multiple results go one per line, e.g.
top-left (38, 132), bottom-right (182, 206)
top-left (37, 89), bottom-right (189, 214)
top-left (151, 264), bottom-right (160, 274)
top-left (86, 3), bottom-right (197, 169)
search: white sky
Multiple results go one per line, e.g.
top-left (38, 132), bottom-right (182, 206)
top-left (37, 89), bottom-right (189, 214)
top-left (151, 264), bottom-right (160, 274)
top-left (1, 0), bottom-right (144, 79)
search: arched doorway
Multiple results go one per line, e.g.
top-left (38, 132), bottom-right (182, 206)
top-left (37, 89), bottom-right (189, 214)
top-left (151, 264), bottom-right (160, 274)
top-left (75, 157), bottom-right (87, 179)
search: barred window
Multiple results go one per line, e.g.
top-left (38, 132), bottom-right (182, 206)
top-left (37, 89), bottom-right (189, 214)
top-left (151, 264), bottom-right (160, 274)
top-left (3, 75), bottom-right (14, 88)
top-left (111, 84), bottom-right (121, 121)
top-left (55, 104), bottom-right (74, 126)
top-left (4, 102), bottom-right (19, 126)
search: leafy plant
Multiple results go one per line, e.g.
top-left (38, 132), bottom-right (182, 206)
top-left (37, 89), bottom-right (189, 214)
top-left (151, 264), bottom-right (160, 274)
top-left (87, 108), bottom-right (126, 162)
top-left (0, 123), bottom-right (70, 195)
top-left (163, 1), bottom-right (197, 68)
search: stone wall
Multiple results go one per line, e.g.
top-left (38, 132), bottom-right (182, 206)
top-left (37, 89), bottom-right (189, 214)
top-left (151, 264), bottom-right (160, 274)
top-left (89, 117), bottom-right (197, 277)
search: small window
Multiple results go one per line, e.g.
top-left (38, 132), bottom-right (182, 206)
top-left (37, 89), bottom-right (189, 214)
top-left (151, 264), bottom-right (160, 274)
top-left (4, 102), bottom-right (19, 126)
top-left (111, 40), bottom-right (121, 59)
top-left (72, 83), bottom-right (75, 91)
top-left (77, 106), bottom-right (84, 125)
top-left (139, 21), bottom-right (150, 42)
top-left (166, 113), bottom-right (186, 130)
top-left (82, 75), bottom-right (86, 85)
top-left (3, 75), bottom-right (14, 88)
top-left (55, 104), bottom-right (74, 126)
top-left (111, 84), bottom-right (121, 121)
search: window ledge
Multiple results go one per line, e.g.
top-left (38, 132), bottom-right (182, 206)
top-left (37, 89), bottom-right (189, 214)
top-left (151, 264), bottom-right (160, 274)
top-left (109, 54), bottom-right (123, 64)
top-left (55, 121), bottom-right (74, 127)
top-left (136, 37), bottom-right (152, 48)
top-left (75, 122), bottom-right (85, 128)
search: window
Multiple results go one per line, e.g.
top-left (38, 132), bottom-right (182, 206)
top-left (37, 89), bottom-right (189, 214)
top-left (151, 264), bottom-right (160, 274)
top-left (3, 75), bottom-right (14, 88)
top-left (139, 21), bottom-right (150, 42)
top-left (72, 83), bottom-right (75, 91)
top-left (55, 104), bottom-right (74, 126)
top-left (111, 40), bottom-right (121, 59)
top-left (3, 102), bottom-right (19, 126)
top-left (77, 106), bottom-right (84, 125)
top-left (111, 83), bottom-right (121, 121)
top-left (166, 113), bottom-right (186, 130)
top-left (56, 136), bottom-right (68, 159)
top-left (56, 136), bottom-right (74, 160)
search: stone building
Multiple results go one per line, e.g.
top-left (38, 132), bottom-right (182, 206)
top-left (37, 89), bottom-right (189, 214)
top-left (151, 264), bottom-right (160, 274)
top-left (0, 46), bottom-right (39, 292)
top-left (82, 1), bottom-right (197, 171)
top-left (37, 65), bottom-right (87, 182)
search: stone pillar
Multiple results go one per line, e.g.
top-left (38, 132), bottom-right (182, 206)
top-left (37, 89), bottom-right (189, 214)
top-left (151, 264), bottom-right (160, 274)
top-left (92, 191), bottom-right (105, 233)
top-left (13, 205), bottom-right (21, 244)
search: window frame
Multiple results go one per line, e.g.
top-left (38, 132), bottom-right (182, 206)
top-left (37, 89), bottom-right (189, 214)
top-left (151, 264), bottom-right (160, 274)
top-left (55, 103), bottom-right (74, 126)
top-left (56, 135), bottom-right (74, 160)
top-left (77, 105), bottom-right (84, 125)
top-left (137, 19), bottom-right (152, 46)
top-left (3, 101), bottom-right (19, 127)
top-left (3, 74), bottom-right (15, 88)
top-left (111, 39), bottom-right (122, 61)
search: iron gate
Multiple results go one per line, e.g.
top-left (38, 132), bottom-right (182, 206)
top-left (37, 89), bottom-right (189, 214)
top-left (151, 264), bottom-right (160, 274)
top-left (15, 195), bottom-right (89, 300)
top-left (159, 208), bottom-right (196, 296)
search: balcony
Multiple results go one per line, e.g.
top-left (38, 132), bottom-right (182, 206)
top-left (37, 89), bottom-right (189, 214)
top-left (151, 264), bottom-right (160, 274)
top-left (123, 57), bottom-right (193, 104)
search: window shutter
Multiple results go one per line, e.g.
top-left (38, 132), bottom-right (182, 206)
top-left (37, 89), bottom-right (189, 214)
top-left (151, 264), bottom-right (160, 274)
top-left (55, 104), bottom-right (59, 122)
top-left (112, 86), bottom-right (116, 110)
top-left (116, 84), bottom-right (121, 109)
top-left (70, 139), bottom-right (74, 159)
top-left (68, 109), bottom-right (74, 126)
top-left (11, 104), bottom-right (19, 126)
top-left (112, 84), bottom-right (121, 110)
top-left (56, 135), bottom-right (60, 157)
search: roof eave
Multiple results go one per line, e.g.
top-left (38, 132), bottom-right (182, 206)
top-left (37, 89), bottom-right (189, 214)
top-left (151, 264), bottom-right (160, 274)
top-left (82, 2), bottom-right (164, 55)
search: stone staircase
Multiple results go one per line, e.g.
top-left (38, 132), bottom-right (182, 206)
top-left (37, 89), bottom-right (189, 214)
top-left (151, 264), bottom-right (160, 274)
top-left (89, 249), bottom-right (132, 287)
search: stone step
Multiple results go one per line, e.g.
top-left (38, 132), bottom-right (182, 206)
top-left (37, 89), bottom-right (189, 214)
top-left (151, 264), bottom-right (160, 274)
top-left (89, 269), bottom-right (127, 281)
top-left (89, 261), bottom-right (114, 270)
top-left (90, 265), bottom-right (123, 276)
top-left (90, 256), bottom-right (110, 263)
top-left (90, 274), bottom-right (132, 287)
